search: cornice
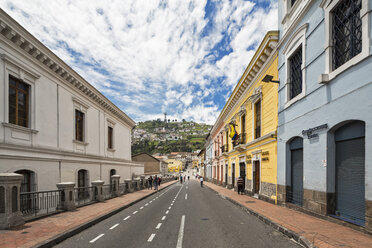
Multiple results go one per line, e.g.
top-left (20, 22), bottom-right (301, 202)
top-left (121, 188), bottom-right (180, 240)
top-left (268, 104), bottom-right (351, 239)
top-left (0, 9), bottom-right (135, 128)
top-left (210, 31), bottom-right (279, 134)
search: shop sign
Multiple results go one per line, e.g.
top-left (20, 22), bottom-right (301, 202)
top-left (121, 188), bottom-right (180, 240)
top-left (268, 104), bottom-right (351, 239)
top-left (302, 124), bottom-right (328, 139)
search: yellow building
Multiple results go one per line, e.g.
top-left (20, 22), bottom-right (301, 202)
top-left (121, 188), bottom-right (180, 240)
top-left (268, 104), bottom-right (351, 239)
top-left (165, 158), bottom-right (183, 173)
top-left (192, 158), bottom-right (199, 169)
top-left (221, 31), bottom-right (279, 204)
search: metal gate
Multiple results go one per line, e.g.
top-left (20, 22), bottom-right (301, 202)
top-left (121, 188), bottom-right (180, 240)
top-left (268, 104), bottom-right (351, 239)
top-left (335, 121), bottom-right (365, 226)
top-left (289, 137), bottom-right (303, 206)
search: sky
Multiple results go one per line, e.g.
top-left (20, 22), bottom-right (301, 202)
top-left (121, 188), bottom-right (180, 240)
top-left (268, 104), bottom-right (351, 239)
top-left (0, 0), bottom-right (278, 124)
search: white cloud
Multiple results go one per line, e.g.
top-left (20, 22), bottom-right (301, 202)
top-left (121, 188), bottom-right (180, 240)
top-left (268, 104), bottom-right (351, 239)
top-left (0, 0), bottom-right (278, 124)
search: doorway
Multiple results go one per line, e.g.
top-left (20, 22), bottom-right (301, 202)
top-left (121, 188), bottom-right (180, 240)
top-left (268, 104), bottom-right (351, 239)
top-left (253, 161), bottom-right (260, 194)
top-left (289, 137), bottom-right (303, 206)
top-left (225, 164), bottom-right (228, 185)
top-left (231, 163), bottom-right (235, 188)
top-left (239, 162), bottom-right (246, 191)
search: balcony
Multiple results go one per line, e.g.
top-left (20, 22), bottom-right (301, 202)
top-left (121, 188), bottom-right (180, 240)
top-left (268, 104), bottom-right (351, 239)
top-left (221, 145), bottom-right (229, 157)
top-left (233, 133), bottom-right (246, 151)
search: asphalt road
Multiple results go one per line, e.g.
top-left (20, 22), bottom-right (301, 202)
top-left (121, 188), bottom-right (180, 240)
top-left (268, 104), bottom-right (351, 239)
top-left (54, 178), bottom-right (301, 248)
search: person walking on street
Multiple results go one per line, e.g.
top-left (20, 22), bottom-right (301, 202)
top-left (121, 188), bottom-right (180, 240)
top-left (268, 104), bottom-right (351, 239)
top-left (188, 175), bottom-right (190, 181)
top-left (154, 175), bottom-right (158, 190)
top-left (148, 176), bottom-right (153, 190)
top-left (180, 175), bottom-right (183, 184)
top-left (237, 176), bottom-right (244, 195)
top-left (200, 176), bottom-right (204, 187)
top-left (158, 177), bottom-right (162, 186)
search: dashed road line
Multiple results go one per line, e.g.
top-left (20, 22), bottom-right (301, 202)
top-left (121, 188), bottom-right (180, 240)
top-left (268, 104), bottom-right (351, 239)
top-left (109, 223), bottom-right (119, 230)
top-left (168, 207), bottom-right (172, 210)
top-left (145, 203), bottom-right (149, 206)
top-left (123, 216), bottom-right (130, 221)
top-left (166, 210), bottom-right (169, 214)
top-left (147, 233), bottom-right (156, 242)
top-left (161, 216), bottom-right (166, 220)
top-left (176, 215), bottom-right (186, 248)
top-left (156, 223), bottom-right (162, 229)
top-left (90, 234), bottom-right (104, 243)
top-left (185, 193), bottom-right (188, 200)
top-left (140, 206), bottom-right (144, 209)
top-left (133, 211), bottom-right (138, 215)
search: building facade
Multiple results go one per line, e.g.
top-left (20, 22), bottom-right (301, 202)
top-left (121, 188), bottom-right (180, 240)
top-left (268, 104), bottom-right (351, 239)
top-left (132, 153), bottom-right (166, 176)
top-left (0, 10), bottom-right (143, 192)
top-left (218, 32), bottom-right (279, 203)
top-left (277, 0), bottom-right (372, 229)
top-left (205, 134), bottom-right (213, 180)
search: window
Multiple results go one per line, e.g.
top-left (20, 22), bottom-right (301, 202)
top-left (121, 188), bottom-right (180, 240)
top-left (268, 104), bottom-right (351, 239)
top-left (291, 0), bottom-right (297, 7)
top-left (9, 76), bottom-right (29, 127)
top-left (332, 0), bottom-right (362, 70)
top-left (108, 126), bottom-right (113, 149)
top-left (254, 100), bottom-right (261, 139)
top-left (289, 46), bottom-right (302, 100)
top-left (75, 110), bottom-right (85, 142)
top-left (241, 115), bottom-right (246, 144)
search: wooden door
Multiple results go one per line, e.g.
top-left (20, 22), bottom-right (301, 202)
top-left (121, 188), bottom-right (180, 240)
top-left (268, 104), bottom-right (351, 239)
top-left (254, 161), bottom-right (260, 194)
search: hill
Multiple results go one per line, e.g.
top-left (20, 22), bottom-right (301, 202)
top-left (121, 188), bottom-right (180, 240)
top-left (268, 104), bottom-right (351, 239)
top-left (131, 119), bottom-right (211, 155)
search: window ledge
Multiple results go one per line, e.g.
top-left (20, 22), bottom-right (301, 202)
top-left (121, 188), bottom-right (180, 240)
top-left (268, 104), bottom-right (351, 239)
top-left (284, 91), bottom-right (306, 109)
top-left (72, 140), bottom-right (88, 146)
top-left (107, 148), bottom-right (116, 152)
top-left (2, 122), bottom-right (38, 134)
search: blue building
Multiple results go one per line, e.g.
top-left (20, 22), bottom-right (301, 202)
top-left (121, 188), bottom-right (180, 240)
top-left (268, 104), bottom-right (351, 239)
top-left (276, 0), bottom-right (372, 230)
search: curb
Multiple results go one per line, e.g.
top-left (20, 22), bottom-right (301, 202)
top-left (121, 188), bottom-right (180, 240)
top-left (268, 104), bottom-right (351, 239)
top-left (204, 184), bottom-right (316, 248)
top-left (33, 180), bottom-right (178, 248)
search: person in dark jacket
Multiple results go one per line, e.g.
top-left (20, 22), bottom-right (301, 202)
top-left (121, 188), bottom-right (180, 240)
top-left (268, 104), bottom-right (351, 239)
top-left (154, 175), bottom-right (158, 190)
top-left (148, 176), bottom-right (153, 190)
top-left (237, 176), bottom-right (244, 195)
top-left (158, 177), bottom-right (162, 186)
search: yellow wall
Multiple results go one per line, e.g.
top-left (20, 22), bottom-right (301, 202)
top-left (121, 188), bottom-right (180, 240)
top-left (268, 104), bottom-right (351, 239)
top-left (166, 158), bottom-right (183, 173)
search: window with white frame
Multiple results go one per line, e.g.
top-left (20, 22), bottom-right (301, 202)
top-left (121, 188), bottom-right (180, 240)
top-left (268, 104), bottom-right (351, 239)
top-left (331, 0), bottom-right (362, 70)
top-left (72, 97), bottom-right (89, 144)
top-left (107, 118), bottom-right (116, 151)
top-left (283, 23), bottom-right (308, 107)
top-left (288, 46), bottom-right (303, 100)
top-left (320, 0), bottom-right (369, 82)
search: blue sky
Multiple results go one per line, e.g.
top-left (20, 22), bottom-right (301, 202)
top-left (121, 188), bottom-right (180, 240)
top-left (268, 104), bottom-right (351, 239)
top-left (0, 0), bottom-right (278, 124)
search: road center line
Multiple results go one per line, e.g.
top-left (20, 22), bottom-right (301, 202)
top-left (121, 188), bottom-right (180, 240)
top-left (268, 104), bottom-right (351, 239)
top-left (156, 223), bottom-right (162, 229)
top-left (133, 211), bottom-right (138, 215)
top-left (176, 215), bottom-right (186, 248)
top-left (145, 203), bottom-right (149, 206)
top-left (168, 207), bottom-right (172, 210)
top-left (109, 223), bottom-right (119, 230)
top-left (140, 206), bottom-right (144, 209)
top-left (123, 216), bottom-right (130, 221)
top-left (90, 234), bottom-right (104, 243)
top-left (185, 193), bottom-right (187, 200)
top-left (166, 210), bottom-right (169, 214)
top-left (161, 216), bottom-right (166, 220)
top-left (147, 233), bottom-right (156, 242)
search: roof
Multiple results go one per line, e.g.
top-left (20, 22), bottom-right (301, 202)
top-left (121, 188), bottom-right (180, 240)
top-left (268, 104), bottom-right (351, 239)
top-left (131, 152), bottom-right (160, 162)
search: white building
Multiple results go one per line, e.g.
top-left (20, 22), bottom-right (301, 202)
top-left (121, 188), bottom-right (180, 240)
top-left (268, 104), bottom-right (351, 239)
top-left (0, 10), bottom-right (143, 192)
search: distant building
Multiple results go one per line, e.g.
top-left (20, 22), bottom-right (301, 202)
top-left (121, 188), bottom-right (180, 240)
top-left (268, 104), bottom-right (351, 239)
top-left (132, 153), bottom-right (167, 176)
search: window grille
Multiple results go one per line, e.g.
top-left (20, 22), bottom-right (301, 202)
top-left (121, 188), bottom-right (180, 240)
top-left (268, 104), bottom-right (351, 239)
top-left (289, 46), bottom-right (302, 100)
top-left (332, 0), bottom-right (362, 70)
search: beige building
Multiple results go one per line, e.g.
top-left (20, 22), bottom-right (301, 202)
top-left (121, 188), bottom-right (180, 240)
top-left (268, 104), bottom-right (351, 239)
top-left (132, 153), bottom-right (167, 176)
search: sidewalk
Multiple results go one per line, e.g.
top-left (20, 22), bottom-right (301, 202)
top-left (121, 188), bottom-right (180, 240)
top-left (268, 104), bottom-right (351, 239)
top-left (204, 181), bottom-right (372, 248)
top-left (0, 180), bottom-right (177, 248)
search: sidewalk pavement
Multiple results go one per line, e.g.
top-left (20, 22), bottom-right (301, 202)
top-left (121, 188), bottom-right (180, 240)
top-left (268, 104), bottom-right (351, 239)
top-left (0, 180), bottom-right (177, 248)
top-left (204, 181), bottom-right (372, 248)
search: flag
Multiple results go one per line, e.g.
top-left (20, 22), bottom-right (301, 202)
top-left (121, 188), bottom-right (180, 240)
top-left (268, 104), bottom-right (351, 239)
top-left (229, 124), bottom-right (238, 140)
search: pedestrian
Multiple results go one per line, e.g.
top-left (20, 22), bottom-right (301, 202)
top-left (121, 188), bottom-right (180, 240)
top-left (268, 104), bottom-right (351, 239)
top-left (188, 175), bottom-right (190, 181)
top-left (200, 176), bottom-right (203, 187)
top-left (154, 175), bottom-right (158, 190)
top-left (148, 176), bottom-right (153, 190)
top-left (237, 176), bottom-right (244, 195)
top-left (158, 177), bottom-right (162, 187)
top-left (180, 175), bottom-right (183, 184)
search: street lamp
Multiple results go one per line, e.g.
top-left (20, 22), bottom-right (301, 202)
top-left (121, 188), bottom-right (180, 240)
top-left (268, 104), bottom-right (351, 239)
top-left (262, 74), bottom-right (280, 84)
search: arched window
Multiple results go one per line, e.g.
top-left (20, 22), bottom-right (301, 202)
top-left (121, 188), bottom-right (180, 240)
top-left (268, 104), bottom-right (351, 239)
top-left (288, 137), bottom-right (303, 206)
top-left (110, 169), bottom-right (116, 185)
top-left (15, 169), bottom-right (36, 192)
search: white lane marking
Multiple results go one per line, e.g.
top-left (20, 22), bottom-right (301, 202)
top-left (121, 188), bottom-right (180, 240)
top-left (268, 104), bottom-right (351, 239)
top-left (185, 193), bottom-right (187, 200)
top-left (161, 216), bottom-right (166, 220)
top-left (176, 215), bottom-right (186, 248)
top-left (156, 223), bottom-right (162, 229)
top-left (166, 210), bottom-right (169, 214)
top-left (150, 201), bottom-right (153, 203)
top-left (147, 233), bottom-right (156, 242)
top-left (109, 223), bottom-right (119, 230)
top-left (90, 234), bottom-right (104, 243)
top-left (168, 207), bottom-right (172, 210)
top-left (171, 203), bottom-right (173, 206)
top-left (140, 206), bottom-right (144, 209)
top-left (123, 216), bottom-right (130, 221)
top-left (133, 211), bottom-right (138, 214)
top-left (145, 203), bottom-right (149, 206)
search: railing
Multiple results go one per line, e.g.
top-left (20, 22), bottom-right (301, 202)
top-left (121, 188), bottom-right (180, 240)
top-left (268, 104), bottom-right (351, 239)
top-left (74, 186), bottom-right (96, 207)
top-left (20, 190), bottom-right (62, 219)
top-left (221, 145), bottom-right (228, 153)
top-left (102, 184), bottom-right (114, 200)
top-left (119, 183), bottom-right (126, 195)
